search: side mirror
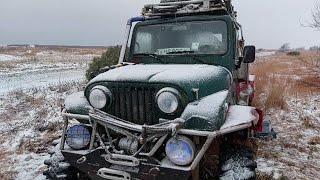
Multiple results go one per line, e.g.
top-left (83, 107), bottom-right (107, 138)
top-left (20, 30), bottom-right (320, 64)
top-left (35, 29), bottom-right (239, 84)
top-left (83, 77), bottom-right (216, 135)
top-left (243, 46), bottom-right (256, 63)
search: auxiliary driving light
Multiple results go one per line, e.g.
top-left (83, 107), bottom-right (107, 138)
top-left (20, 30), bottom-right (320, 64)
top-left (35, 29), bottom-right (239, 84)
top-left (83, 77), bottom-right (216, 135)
top-left (66, 124), bottom-right (91, 150)
top-left (165, 136), bottom-right (195, 166)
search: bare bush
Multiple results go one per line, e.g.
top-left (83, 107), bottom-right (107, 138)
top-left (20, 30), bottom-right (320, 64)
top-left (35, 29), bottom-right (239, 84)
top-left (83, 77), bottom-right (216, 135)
top-left (310, 3), bottom-right (320, 30)
top-left (279, 43), bottom-right (290, 52)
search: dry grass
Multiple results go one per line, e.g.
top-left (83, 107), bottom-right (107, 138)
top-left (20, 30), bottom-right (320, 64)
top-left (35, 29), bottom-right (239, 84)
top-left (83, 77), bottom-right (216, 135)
top-left (0, 46), bottom-right (106, 71)
top-left (0, 171), bottom-right (17, 180)
top-left (0, 151), bottom-right (16, 180)
top-left (253, 51), bottom-right (320, 179)
top-left (0, 61), bottom-right (15, 69)
top-left (251, 51), bottom-right (320, 110)
top-left (257, 172), bottom-right (273, 180)
top-left (257, 171), bottom-right (289, 180)
top-left (17, 134), bottom-right (59, 154)
top-left (308, 136), bottom-right (320, 145)
top-left (264, 82), bottom-right (287, 110)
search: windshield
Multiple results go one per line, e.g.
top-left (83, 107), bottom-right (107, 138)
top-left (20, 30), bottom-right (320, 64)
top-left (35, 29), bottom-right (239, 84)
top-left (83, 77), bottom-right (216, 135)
top-left (132, 20), bottom-right (228, 55)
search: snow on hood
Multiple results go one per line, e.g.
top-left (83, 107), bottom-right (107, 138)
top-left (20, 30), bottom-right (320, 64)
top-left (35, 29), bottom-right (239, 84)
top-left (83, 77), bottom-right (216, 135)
top-left (87, 64), bottom-right (232, 98)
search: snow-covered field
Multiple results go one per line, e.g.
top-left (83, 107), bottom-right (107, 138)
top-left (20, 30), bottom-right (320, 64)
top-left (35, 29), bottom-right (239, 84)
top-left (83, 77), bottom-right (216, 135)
top-left (0, 47), bottom-right (104, 94)
top-left (0, 47), bottom-right (104, 179)
top-left (0, 81), bottom-right (85, 180)
top-left (0, 48), bottom-right (319, 180)
top-left (256, 51), bottom-right (276, 57)
top-left (0, 54), bottom-right (23, 61)
top-left (0, 68), bottom-right (85, 94)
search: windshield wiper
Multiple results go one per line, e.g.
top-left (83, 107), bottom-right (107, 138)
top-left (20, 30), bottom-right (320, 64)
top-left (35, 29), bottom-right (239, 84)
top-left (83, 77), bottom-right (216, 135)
top-left (134, 53), bottom-right (165, 63)
top-left (166, 51), bottom-right (207, 64)
top-left (166, 50), bottom-right (195, 55)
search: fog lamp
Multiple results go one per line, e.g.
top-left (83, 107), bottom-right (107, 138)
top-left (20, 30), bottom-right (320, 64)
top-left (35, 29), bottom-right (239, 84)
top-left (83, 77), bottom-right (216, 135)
top-left (66, 124), bottom-right (91, 150)
top-left (165, 136), bottom-right (195, 166)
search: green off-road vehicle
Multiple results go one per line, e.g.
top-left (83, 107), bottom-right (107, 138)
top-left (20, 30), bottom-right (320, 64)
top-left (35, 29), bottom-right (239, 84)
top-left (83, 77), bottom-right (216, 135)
top-left (44, 0), bottom-right (275, 179)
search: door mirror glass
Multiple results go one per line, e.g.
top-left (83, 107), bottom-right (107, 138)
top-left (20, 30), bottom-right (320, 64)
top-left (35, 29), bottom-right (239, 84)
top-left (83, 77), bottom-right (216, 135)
top-left (243, 46), bottom-right (256, 63)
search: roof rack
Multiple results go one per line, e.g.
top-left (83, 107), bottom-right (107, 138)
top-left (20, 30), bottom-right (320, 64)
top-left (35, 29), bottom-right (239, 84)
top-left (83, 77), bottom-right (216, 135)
top-left (142, 0), bottom-right (236, 18)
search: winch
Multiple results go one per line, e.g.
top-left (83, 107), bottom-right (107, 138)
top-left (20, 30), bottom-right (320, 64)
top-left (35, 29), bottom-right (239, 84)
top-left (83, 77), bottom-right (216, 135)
top-left (118, 137), bottom-right (139, 155)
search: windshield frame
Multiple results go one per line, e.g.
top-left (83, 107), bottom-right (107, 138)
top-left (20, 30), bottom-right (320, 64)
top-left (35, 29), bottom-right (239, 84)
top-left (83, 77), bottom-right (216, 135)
top-left (129, 18), bottom-right (230, 59)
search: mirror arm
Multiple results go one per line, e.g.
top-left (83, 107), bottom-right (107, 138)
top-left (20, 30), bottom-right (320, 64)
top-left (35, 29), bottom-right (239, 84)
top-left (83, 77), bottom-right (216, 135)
top-left (235, 57), bottom-right (243, 69)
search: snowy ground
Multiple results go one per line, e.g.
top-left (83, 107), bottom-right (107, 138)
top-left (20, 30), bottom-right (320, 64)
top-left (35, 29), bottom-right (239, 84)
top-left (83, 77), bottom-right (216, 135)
top-left (0, 47), bottom-right (104, 179)
top-left (0, 54), bottom-right (23, 61)
top-left (257, 96), bottom-right (320, 179)
top-left (256, 51), bottom-right (276, 58)
top-left (0, 67), bottom-right (85, 94)
top-left (0, 82), bottom-right (85, 180)
top-left (0, 47), bottom-right (104, 94)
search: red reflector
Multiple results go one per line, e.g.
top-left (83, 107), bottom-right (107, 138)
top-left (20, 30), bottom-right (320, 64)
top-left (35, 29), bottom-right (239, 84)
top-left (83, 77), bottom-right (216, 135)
top-left (253, 109), bottom-right (264, 132)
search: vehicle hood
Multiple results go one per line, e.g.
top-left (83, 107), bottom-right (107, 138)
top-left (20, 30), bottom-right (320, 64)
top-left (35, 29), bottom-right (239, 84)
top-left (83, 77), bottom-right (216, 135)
top-left (87, 64), bottom-right (232, 99)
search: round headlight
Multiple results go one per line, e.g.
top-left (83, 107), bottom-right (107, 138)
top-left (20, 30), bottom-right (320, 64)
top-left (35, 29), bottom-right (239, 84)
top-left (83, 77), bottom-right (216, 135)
top-left (156, 88), bottom-right (180, 114)
top-left (165, 136), bottom-right (195, 166)
top-left (89, 86), bottom-right (112, 109)
top-left (66, 124), bottom-right (91, 150)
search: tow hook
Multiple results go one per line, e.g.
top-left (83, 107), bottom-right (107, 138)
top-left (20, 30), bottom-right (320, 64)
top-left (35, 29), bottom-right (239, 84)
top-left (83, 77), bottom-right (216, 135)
top-left (77, 156), bottom-right (87, 164)
top-left (149, 167), bottom-right (160, 176)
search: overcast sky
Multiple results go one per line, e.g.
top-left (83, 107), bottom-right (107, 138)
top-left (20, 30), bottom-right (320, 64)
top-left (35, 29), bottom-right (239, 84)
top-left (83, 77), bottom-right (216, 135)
top-left (0, 0), bottom-right (319, 49)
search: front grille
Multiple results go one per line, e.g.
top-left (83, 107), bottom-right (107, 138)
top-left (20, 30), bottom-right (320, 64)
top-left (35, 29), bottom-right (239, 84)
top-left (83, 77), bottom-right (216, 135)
top-left (106, 84), bottom-right (158, 125)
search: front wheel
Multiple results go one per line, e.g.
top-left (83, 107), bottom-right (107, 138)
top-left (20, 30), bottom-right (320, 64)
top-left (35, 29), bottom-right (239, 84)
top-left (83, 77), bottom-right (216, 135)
top-left (219, 145), bottom-right (257, 180)
top-left (43, 139), bottom-right (89, 180)
top-left (43, 150), bottom-right (86, 180)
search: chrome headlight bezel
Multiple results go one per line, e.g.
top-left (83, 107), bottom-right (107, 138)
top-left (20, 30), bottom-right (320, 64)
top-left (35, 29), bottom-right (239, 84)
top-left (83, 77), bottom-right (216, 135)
top-left (165, 135), bottom-right (196, 166)
top-left (89, 85), bottom-right (112, 109)
top-left (66, 124), bottom-right (91, 150)
top-left (156, 87), bottom-right (181, 114)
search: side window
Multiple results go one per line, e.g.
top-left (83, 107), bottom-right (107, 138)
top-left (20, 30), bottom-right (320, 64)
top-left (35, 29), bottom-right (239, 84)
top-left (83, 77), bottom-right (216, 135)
top-left (134, 32), bottom-right (152, 54)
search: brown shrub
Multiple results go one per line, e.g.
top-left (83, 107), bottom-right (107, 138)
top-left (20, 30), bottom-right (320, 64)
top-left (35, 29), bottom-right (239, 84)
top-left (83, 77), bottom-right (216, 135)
top-left (308, 137), bottom-right (320, 145)
top-left (256, 172), bottom-right (273, 180)
top-left (299, 112), bottom-right (315, 129)
top-left (264, 84), bottom-right (287, 110)
top-left (0, 171), bottom-right (16, 180)
top-left (18, 138), bottom-right (49, 154)
top-left (0, 151), bottom-right (16, 179)
top-left (251, 51), bottom-right (320, 110)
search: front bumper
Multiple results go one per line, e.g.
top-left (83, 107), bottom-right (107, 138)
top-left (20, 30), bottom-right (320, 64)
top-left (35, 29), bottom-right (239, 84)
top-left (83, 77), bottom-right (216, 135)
top-left (62, 148), bottom-right (191, 180)
top-left (60, 106), bottom-right (258, 179)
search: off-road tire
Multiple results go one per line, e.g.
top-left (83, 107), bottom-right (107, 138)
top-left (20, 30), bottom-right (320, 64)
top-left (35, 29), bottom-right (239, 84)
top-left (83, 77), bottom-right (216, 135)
top-left (43, 150), bottom-right (84, 180)
top-left (219, 145), bottom-right (257, 180)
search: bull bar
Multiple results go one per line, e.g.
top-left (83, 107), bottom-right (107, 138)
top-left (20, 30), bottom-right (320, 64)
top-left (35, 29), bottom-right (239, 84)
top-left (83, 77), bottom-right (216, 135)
top-left (59, 105), bottom-right (257, 172)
